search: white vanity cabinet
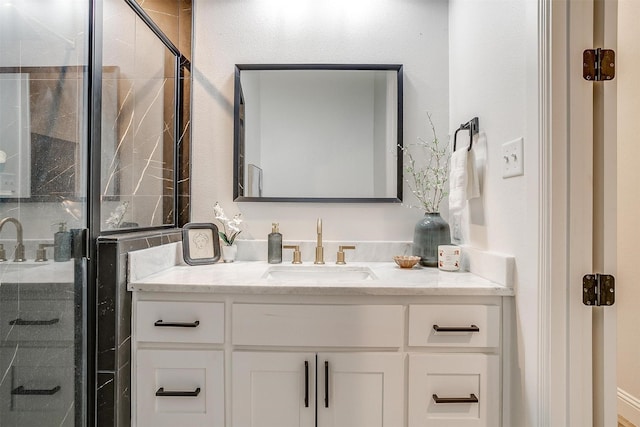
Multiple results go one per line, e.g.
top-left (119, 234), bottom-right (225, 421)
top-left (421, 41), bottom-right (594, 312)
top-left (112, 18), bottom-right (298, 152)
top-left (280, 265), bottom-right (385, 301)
top-left (232, 351), bottom-right (404, 427)
top-left (131, 292), bottom-right (508, 427)
top-left (230, 303), bottom-right (405, 427)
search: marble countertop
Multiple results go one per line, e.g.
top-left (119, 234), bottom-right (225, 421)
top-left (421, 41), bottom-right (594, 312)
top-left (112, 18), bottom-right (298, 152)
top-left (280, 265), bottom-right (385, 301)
top-left (128, 260), bottom-right (514, 297)
top-left (0, 259), bottom-right (74, 284)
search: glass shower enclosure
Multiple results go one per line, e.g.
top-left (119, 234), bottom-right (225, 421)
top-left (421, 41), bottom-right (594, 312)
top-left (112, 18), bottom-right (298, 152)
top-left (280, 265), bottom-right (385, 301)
top-left (0, 0), bottom-right (189, 425)
top-left (0, 1), bottom-right (90, 426)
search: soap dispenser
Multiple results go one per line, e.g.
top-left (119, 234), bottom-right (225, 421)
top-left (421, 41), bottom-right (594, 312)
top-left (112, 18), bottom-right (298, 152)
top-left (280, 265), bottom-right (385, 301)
top-left (268, 223), bottom-right (282, 264)
top-left (54, 222), bottom-right (72, 262)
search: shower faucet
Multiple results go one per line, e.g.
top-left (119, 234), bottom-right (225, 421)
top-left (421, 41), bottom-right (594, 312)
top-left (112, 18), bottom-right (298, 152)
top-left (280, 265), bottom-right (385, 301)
top-left (0, 217), bottom-right (26, 262)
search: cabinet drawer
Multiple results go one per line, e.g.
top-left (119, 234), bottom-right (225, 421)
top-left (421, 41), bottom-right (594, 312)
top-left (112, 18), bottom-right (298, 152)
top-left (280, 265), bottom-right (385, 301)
top-left (408, 304), bottom-right (500, 348)
top-left (232, 304), bottom-right (404, 347)
top-left (136, 301), bottom-right (224, 344)
top-left (136, 349), bottom-right (224, 427)
top-left (408, 353), bottom-right (499, 427)
top-left (0, 299), bottom-right (74, 342)
top-left (0, 347), bottom-right (74, 427)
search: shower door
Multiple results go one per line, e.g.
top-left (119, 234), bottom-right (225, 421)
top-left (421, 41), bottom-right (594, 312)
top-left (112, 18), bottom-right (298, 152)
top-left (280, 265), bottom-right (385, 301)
top-left (0, 1), bottom-right (90, 426)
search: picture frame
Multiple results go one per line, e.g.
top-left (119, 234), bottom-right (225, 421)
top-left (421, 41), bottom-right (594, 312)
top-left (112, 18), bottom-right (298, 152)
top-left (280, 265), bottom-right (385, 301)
top-left (182, 223), bottom-right (221, 265)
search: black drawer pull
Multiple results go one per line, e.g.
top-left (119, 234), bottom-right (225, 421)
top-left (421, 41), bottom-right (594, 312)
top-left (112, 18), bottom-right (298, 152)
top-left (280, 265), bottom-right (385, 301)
top-left (9, 318), bottom-right (60, 326)
top-left (432, 393), bottom-right (479, 404)
top-left (154, 320), bottom-right (200, 328)
top-left (12, 385), bottom-right (61, 396)
top-left (324, 361), bottom-right (329, 408)
top-left (155, 387), bottom-right (201, 397)
top-left (304, 361), bottom-right (309, 408)
top-left (433, 324), bottom-right (479, 333)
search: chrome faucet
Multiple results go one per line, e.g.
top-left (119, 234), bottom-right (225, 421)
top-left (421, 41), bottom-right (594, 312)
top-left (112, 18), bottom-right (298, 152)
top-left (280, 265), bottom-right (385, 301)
top-left (314, 218), bottom-right (324, 264)
top-left (0, 217), bottom-right (25, 262)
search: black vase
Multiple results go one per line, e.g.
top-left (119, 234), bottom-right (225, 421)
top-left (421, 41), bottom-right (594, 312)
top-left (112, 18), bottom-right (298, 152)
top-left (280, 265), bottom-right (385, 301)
top-left (412, 212), bottom-right (451, 267)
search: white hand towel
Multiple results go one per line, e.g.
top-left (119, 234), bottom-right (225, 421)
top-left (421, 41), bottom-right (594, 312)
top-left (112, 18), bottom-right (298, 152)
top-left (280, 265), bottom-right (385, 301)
top-left (448, 143), bottom-right (480, 212)
top-left (448, 149), bottom-right (468, 212)
top-left (466, 148), bottom-right (480, 200)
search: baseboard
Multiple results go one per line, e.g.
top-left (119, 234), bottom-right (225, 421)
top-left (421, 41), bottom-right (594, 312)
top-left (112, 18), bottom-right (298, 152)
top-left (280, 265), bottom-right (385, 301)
top-left (618, 387), bottom-right (640, 426)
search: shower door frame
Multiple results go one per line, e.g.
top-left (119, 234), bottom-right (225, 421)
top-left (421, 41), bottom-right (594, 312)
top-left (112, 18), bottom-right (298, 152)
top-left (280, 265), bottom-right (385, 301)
top-left (86, 0), bottom-right (191, 424)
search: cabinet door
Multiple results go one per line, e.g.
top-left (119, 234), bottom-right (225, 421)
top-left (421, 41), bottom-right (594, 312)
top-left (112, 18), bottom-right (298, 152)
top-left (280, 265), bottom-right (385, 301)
top-left (136, 349), bottom-right (224, 427)
top-left (317, 352), bottom-right (405, 427)
top-left (232, 352), bottom-right (315, 427)
top-left (408, 353), bottom-right (499, 427)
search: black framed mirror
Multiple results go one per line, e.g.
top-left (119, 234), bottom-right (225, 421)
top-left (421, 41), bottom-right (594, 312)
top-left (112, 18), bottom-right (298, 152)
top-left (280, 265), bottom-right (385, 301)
top-left (233, 64), bottom-right (403, 203)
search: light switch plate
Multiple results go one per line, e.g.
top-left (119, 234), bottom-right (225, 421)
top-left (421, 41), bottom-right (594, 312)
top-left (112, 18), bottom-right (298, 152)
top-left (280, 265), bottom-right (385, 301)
top-left (502, 137), bottom-right (524, 178)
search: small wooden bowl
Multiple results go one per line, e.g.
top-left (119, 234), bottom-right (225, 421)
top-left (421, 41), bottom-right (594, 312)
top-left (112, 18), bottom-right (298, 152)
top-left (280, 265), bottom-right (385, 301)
top-left (393, 255), bottom-right (421, 269)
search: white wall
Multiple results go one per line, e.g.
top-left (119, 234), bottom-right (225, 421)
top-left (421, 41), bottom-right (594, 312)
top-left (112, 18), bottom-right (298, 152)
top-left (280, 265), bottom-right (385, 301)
top-left (192, 2), bottom-right (538, 423)
top-left (449, 0), bottom-right (539, 425)
top-left (191, 0), bottom-right (449, 241)
top-left (617, 0), bottom-right (640, 422)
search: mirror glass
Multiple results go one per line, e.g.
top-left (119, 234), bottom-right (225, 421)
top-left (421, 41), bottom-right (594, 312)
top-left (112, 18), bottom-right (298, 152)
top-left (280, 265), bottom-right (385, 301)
top-left (0, 67), bottom-right (87, 202)
top-left (233, 64), bottom-right (403, 202)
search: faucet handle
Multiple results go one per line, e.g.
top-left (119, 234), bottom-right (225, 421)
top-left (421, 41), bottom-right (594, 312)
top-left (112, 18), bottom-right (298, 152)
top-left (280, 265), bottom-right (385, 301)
top-left (0, 244), bottom-right (6, 262)
top-left (283, 245), bottom-right (302, 264)
top-left (35, 243), bottom-right (55, 262)
top-left (336, 245), bottom-right (356, 265)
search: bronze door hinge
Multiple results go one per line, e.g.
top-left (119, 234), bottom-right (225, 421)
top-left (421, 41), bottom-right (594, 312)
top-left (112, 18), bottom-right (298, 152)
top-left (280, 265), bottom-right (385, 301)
top-left (583, 49), bottom-right (615, 81)
top-left (583, 274), bottom-right (615, 306)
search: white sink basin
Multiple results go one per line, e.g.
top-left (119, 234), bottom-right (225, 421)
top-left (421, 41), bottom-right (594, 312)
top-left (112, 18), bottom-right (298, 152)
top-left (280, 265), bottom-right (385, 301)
top-left (263, 265), bottom-right (377, 282)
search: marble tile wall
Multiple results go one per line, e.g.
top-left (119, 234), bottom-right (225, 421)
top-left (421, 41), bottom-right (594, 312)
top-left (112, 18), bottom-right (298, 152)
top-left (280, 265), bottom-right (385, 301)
top-left (135, 0), bottom-right (192, 227)
top-left (101, 0), bottom-right (194, 231)
top-left (96, 229), bottom-right (182, 427)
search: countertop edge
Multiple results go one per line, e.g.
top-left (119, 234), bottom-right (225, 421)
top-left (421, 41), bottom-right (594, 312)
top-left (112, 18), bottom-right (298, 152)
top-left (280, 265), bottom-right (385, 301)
top-left (128, 282), bottom-right (514, 297)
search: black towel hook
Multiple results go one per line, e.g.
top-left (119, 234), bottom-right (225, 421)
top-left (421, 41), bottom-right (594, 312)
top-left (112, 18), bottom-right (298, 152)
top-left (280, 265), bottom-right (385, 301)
top-left (453, 117), bottom-right (479, 152)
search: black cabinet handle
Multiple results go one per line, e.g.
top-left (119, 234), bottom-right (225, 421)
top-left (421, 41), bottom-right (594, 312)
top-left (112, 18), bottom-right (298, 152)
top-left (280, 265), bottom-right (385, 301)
top-left (324, 361), bottom-right (329, 408)
top-left (154, 320), bottom-right (200, 328)
top-left (432, 393), bottom-right (479, 404)
top-left (9, 318), bottom-right (59, 326)
top-left (304, 361), bottom-right (309, 408)
top-left (12, 385), bottom-right (61, 396)
top-left (155, 387), bottom-right (201, 397)
top-left (432, 324), bottom-right (480, 333)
